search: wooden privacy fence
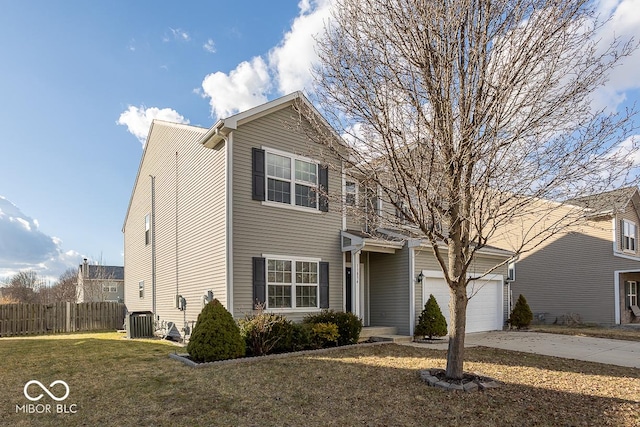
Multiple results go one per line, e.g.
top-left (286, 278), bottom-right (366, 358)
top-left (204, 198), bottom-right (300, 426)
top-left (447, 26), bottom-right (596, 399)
top-left (0, 302), bottom-right (126, 337)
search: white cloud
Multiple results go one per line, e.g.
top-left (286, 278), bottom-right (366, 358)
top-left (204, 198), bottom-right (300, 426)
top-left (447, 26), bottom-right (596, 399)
top-left (116, 106), bottom-right (190, 146)
top-left (200, 57), bottom-right (271, 118)
top-left (591, 0), bottom-right (640, 111)
top-left (203, 39), bottom-right (216, 54)
top-left (0, 197), bottom-right (83, 282)
top-left (269, 0), bottom-right (333, 94)
top-left (199, 0), bottom-right (333, 119)
top-left (165, 27), bottom-right (190, 42)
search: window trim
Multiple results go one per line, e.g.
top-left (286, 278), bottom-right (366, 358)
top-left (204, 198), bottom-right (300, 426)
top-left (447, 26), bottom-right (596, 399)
top-left (628, 281), bottom-right (638, 307)
top-left (345, 181), bottom-right (358, 207)
top-left (263, 146), bottom-right (319, 211)
top-left (145, 214), bottom-right (151, 246)
top-left (263, 254), bottom-right (321, 311)
top-left (623, 219), bottom-right (637, 253)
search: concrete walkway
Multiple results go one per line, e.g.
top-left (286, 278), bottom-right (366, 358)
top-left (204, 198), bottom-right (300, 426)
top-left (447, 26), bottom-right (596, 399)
top-left (404, 331), bottom-right (640, 369)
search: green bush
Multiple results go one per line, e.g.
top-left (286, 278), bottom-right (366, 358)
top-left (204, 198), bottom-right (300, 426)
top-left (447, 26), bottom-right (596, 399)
top-left (239, 312), bottom-right (295, 356)
top-left (414, 294), bottom-right (448, 339)
top-left (510, 294), bottom-right (533, 329)
top-left (291, 322), bottom-right (312, 351)
top-left (303, 310), bottom-right (362, 346)
top-left (310, 322), bottom-right (339, 348)
top-left (187, 299), bottom-right (245, 362)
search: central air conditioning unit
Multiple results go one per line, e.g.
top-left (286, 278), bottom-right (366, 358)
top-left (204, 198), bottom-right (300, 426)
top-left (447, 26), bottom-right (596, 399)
top-left (125, 311), bottom-right (154, 339)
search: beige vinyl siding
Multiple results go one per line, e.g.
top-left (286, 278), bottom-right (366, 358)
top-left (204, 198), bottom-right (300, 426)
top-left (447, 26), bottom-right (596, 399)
top-left (231, 107), bottom-right (344, 321)
top-left (123, 121), bottom-right (227, 331)
top-left (413, 249), bottom-right (509, 330)
top-left (369, 248), bottom-right (410, 334)
top-left (616, 197), bottom-right (640, 256)
top-left (504, 214), bottom-right (640, 325)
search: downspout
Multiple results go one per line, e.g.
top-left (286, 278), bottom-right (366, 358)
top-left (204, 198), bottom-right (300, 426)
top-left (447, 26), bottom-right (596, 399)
top-left (223, 131), bottom-right (233, 314)
top-left (150, 175), bottom-right (157, 318)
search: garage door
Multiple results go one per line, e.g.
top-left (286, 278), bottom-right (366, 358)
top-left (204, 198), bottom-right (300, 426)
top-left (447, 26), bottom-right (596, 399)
top-left (423, 275), bottom-right (503, 333)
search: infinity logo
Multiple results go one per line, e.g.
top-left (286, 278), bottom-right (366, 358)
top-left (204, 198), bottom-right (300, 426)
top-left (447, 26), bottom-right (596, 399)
top-left (23, 380), bottom-right (70, 402)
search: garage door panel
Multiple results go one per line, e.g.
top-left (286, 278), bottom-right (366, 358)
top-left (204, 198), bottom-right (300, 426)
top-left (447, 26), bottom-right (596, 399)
top-left (423, 277), bottom-right (502, 333)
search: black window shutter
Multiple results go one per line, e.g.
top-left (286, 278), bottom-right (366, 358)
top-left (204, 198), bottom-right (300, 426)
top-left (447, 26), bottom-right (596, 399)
top-left (252, 148), bottom-right (266, 201)
top-left (253, 257), bottom-right (266, 307)
top-left (318, 165), bottom-right (329, 212)
top-left (620, 219), bottom-right (625, 250)
top-left (319, 261), bottom-right (329, 308)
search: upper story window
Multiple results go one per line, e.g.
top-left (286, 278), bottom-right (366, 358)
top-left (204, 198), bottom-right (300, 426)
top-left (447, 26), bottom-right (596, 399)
top-left (623, 220), bottom-right (636, 252)
top-left (138, 280), bottom-right (144, 299)
top-left (345, 181), bottom-right (357, 207)
top-left (253, 147), bottom-right (328, 212)
top-left (145, 214), bottom-right (151, 246)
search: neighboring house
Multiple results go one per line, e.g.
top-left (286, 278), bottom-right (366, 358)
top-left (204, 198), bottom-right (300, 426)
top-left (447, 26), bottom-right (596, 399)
top-left (492, 187), bottom-right (640, 326)
top-left (122, 92), bottom-right (511, 338)
top-left (77, 258), bottom-right (125, 303)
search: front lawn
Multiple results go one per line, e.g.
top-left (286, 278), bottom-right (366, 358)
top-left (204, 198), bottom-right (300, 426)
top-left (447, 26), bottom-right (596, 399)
top-left (530, 324), bottom-right (640, 342)
top-left (1, 332), bottom-right (638, 426)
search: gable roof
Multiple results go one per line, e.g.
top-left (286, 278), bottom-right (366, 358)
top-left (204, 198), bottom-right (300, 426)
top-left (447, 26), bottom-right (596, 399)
top-left (121, 120), bottom-right (208, 232)
top-left (198, 91), bottom-right (342, 149)
top-left (565, 186), bottom-right (639, 216)
top-left (80, 265), bottom-right (124, 281)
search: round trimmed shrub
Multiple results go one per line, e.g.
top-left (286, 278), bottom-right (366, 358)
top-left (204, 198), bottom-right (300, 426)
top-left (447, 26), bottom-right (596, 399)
top-left (303, 310), bottom-right (362, 345)
top-left (510, 294), bottom-right (533, 329)
top-left (415, 294), bottom-right (448, 339)
top-left (187, 299), bottom-right (245, 362)
top-left (239, 312), bottom-right (295, 356)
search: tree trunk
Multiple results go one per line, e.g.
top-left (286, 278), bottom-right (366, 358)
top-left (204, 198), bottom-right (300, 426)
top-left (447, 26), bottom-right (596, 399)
top-left (446, 282), bottom-right (468, 379)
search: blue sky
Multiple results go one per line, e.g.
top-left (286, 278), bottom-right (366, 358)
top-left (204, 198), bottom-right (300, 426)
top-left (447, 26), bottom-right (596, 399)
top-left (0, 0), bottom-right (638, 283)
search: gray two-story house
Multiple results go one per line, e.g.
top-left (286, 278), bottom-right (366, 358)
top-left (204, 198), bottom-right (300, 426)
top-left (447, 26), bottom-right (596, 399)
top-left (122, 92), bottom-right (511, 338)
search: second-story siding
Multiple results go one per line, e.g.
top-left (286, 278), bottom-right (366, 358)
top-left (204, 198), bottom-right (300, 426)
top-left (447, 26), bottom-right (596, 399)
top-left (231, 106), bottom-right (344, 320)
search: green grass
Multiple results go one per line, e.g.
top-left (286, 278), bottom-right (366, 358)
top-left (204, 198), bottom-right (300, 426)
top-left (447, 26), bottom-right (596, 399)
top-left (1, 332), bottom-right (639, 426)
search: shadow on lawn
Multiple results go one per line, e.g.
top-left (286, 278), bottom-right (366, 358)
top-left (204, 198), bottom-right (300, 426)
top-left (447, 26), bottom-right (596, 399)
top-left (308, 343), bottom-right (640, 380)
top-left (2, 338), bottom-right (639, 426)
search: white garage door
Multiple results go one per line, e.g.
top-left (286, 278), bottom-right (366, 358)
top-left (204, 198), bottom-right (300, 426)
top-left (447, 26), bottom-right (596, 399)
top-left (423, 275), bottom-right (503, 333)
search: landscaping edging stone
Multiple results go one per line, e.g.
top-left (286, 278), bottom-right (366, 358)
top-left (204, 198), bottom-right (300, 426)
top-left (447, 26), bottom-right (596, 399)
top-left (169, 340), bottom-right (390, 368)
top-left (419, 368), bottom-right (500, 392)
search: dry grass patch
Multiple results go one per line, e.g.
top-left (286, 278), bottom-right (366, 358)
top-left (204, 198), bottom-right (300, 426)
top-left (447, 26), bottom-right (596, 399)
top-left (530, 324), bottom-right (640, 342)
top-left (0, 333), bottom-right (638, 426)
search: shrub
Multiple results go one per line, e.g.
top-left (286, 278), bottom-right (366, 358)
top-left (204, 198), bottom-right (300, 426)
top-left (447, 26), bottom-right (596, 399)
top-left (510, 294), bottom-right (533, 329)
top-left (414, 294), bottom-right (448, 339)
top-left (303, 310), bottom-right (362, 345)
top-left (310, 322), bottom-right (339, 348)
top-left (239, 311), bottom-right (295, 356)
top-left (187, 299), bottom-right (245, 362)
top-left (291, 322), bottom-right (312, 351)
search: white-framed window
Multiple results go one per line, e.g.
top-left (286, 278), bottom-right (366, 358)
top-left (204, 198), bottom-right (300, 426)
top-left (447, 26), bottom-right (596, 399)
top-left (266, 150), bottom-right (318, 209)
top-left (507, 261), bottom-right (516, 281)
top-left (267, 258), bottom-right (319, 309)
top-left (103, 283), bottom-right (118, 293)
top-left (138, 281), bottom-right (144, 299)
top-left (145, 214), bottom-right (151, 246)
top-left (628, 281), bottom-right (638, 307)
top-left (623, 220), bottom-right (636, 252)
top-left (345, 181), bottom-right (357, 207)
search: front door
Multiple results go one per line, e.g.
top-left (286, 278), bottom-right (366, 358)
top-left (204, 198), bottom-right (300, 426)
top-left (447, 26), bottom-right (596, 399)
top-left (345, 267), bottom-right (352, 313)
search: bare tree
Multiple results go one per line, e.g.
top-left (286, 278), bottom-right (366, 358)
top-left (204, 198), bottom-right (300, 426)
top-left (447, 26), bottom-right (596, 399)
top-left (310, 0), bottom-right (638, 379)
top-left (51, 268), bottom-right (78, 303)
top-left (3, 270), bottom-right (41, 303)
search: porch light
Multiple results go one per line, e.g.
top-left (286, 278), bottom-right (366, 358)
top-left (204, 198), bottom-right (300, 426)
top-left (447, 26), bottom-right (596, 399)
top-left (416, 272), bottom-right (424, 283)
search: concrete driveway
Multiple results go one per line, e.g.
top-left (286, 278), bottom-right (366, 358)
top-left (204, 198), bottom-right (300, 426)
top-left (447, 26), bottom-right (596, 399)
top-left (406, 331), bottom-right (640, 368)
